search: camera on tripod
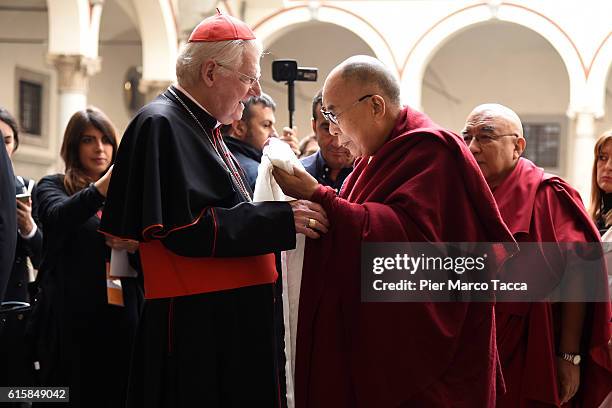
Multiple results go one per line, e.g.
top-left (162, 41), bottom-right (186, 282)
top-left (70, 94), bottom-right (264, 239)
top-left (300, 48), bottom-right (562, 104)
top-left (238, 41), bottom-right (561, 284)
top-left (272, 60), bottom-right (318, 128)
top-left (272, 60), bottom-right (318, 82)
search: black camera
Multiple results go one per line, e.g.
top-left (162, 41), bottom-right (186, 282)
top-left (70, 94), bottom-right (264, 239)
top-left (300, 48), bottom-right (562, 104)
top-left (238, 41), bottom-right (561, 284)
top-left (272, 60), bottom-right (317, 82)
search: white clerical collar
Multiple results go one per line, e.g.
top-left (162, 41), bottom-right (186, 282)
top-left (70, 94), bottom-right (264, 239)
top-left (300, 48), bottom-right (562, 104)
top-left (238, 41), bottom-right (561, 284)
top-left (174, 83), bottom-right (222, 129)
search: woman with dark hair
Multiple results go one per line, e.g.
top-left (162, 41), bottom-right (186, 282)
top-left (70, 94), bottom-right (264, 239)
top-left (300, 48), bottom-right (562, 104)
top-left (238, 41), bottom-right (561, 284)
top-left (33, 107), bottom-right (142, 407)
top-left (0, 106), bottom-right (42, 393)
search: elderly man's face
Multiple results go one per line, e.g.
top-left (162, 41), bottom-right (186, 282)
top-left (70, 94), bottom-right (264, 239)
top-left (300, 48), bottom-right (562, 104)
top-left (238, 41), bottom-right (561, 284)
top-left (322, 75), bottom-right (374, 157)
top-left (312, 104), bottom-right (354, 169)
top-left (214, 48), bottom-right (262, 124)
top-left (462, 111), bottom-right (522, 188)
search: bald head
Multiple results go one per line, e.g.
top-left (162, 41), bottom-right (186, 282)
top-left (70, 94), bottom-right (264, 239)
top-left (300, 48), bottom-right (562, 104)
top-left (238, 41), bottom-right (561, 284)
top-left (462, 103), bottom-right (526, 188)
top-left (467, 103), bottom-right (524, 138)
top-left (330, 55), bottom-right (401, 107)
top-left (322, 56), bottom-right (401, 157)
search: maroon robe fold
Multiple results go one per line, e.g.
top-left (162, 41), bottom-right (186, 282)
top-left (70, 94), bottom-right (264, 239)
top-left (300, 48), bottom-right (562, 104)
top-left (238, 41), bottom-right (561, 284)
top-left (493, 157), bottom-right (612, 408)
top-left (295, 106), bottom-right (517, 407)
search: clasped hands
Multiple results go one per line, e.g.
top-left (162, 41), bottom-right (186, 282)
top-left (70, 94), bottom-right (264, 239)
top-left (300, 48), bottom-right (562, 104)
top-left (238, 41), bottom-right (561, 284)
top-left (273, 165), bottom-right (330, 239)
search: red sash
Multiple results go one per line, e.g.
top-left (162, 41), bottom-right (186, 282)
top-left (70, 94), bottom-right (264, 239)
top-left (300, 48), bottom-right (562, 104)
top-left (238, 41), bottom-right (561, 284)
top-left (139, 240), bottom-right (277, 299)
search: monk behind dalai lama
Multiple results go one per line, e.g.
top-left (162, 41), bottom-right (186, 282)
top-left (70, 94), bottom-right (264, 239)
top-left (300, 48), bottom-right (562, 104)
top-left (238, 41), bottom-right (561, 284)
top-left (273, 55), bottom-right (517, 407)
top-left (462, 104), bottom-right (611, 408)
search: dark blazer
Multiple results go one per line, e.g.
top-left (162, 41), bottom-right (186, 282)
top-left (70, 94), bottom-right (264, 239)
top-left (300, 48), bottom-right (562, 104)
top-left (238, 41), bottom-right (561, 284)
top-left (224, 136), bottom-right (262, 192)
top-left (0, 146), bottom-right (16, 302)
top-left (301, 150), bottom-right (353, 194)
top-left (5, 176), bottom-right (43, 302)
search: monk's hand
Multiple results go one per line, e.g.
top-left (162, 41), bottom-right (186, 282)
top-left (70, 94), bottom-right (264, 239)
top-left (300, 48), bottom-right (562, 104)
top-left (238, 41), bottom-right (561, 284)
top-left (289, 200), bottom-right (329, 239)
top-left (557, 358), bottom-right (580, 405)
top-left (273, 165), bottom-right (318, 200)
top-left (105, 236), bottom-right (139, 254)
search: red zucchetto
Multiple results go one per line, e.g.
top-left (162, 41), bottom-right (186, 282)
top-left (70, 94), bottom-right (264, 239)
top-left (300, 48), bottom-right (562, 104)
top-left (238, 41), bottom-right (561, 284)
top-left (188, 8), bottom-right (256, 42)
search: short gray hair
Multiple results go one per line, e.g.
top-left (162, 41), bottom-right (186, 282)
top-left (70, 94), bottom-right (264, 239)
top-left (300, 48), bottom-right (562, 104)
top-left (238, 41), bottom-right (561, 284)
top-left (176, 39), bottom-right (262, 88)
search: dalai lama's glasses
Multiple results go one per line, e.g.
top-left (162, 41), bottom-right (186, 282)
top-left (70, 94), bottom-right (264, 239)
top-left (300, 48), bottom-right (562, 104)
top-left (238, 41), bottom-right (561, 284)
top-left (215, 61), bottom-right (260, 88)
top-left (462, 132), bottom-right (518, 146)
top-left (321, 94), bottom-right (373, 125)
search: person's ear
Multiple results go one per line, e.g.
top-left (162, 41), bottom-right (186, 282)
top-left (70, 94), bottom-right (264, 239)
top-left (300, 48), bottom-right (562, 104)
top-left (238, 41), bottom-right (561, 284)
top-left (311, 118), bottom-right (317, 135)
top-left (201, 60), bottom-right (216, 86)
top-left (514, 137), bottom-right (526, 159)
top-left (371, 95), bottom-right (386, 120)
top-left (232, 120), bottom-right (248, 139)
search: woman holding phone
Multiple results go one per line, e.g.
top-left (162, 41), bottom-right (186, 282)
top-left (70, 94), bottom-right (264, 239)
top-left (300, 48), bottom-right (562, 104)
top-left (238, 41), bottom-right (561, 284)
top-left (0, 106), bottom-right (42, 391)
top-left (33, 107), bottom-right (142, 407)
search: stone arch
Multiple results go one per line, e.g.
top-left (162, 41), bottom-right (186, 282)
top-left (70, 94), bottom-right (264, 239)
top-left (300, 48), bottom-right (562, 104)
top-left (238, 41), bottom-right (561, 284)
top-left (252, 4), bottom-right (399, 78)
top-left (401, 3), bottom-right (585, 114)
top-left (587, 32), bottom-right (612, 118)
top-left (131, 0), bottom-right (177, 82)
top-left (47, 0), bottom-right (94, 56)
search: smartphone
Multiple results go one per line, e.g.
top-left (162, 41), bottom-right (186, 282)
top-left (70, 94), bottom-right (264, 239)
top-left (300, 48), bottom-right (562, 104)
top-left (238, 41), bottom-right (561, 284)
top-left (16, 193), bottom-right (31, 203)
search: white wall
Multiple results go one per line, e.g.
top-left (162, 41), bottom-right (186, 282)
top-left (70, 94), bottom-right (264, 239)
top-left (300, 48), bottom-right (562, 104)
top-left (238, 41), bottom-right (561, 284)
top-left (422, 21), bottom-right (569, 133)
top-left (88, 43), bottom-right (142, 136)
top-left (0, 7), bottom-right (58, 181)
top-left (595, 69), bottom-right (612, 138)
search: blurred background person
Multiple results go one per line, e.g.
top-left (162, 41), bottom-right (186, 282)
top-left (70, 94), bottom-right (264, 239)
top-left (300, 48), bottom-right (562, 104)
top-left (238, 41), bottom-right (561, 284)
top-left (301, 90), bottom-right (355, 194)
top-left (590, 129), bottom-right (612, 294)
top-left (0, 107), bottom-right (42, 396)
top-left (590, 129), bottom-right (612, 235)
top-left (297, 133), bottom-right (319, 158)
top-left (32, 107), bottom-right (142, 407)
top-left (223, 93), bottom-right (299, 191)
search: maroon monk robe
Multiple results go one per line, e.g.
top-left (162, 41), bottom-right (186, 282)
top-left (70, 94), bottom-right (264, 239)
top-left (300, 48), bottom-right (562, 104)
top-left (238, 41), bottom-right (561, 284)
top-left (295, 106), bottom-right (517, 408)
top-left (493, 157), bottom-right (612, 408)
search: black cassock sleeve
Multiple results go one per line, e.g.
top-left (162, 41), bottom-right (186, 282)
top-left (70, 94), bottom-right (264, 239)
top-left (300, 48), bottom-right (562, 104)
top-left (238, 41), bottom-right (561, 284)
top-left (160, 201), bottom-right (296, 258)
top-left (0, 146), bottom-right (16, 302)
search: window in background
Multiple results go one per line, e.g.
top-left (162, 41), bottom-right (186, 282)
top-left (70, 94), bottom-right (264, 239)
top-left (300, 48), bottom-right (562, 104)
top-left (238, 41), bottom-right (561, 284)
top-left (14, 67), bottom-right (50, 149)
top-left (521, 115), bottom-right (567, 175)
top-left (19, 80), bottom-right (43, 136)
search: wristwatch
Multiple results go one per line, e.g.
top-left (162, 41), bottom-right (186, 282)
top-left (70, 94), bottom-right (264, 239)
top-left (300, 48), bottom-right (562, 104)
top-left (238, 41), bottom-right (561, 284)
top-left (558, 352), bottom-right (581, 365)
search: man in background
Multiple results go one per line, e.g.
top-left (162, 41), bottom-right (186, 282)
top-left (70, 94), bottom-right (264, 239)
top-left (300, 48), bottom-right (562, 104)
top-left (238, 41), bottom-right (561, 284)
top-left (301, 90), bottom-right (354, 194)
top-left (223, 93), bottom-right (299, 191)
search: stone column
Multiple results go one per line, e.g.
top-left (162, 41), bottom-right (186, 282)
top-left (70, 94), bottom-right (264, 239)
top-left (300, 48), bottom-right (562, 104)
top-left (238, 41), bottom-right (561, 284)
top-left (139, 79), bottom-right (173, 103)
top-left (571, 111), bottom-right (596, 203)
top-left (48, 54), bottom-right (100, 139)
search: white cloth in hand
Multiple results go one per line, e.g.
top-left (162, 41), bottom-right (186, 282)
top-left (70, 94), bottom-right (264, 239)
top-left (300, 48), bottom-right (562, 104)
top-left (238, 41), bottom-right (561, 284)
top-left (253, 138), bottom-right (305, 408)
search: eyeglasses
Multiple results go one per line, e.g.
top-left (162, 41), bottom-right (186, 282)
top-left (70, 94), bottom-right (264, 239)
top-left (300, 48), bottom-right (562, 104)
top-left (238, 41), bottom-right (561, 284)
top-left (215, 61), bottom-right (260, 87)
top-left (320, 94), bottom-right (373, 125)
top-left (462, 133), bottom-right (518, 145)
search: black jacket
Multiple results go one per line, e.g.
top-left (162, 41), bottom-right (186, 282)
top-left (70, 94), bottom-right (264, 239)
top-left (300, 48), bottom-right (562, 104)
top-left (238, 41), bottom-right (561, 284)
top-left (5, 176), bottom-right (43, 302)
top-left (223, 135), bottom-right (262, 192)
top-left (0, 146), bottom-right (16, 302)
